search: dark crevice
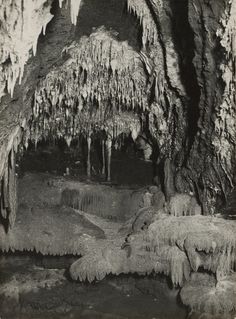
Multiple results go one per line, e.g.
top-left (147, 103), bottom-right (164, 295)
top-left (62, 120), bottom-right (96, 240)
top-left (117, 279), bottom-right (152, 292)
top-left (168, 0), bottom-right (201, 154)
top-left (199, 5), bottom-right (208, 114)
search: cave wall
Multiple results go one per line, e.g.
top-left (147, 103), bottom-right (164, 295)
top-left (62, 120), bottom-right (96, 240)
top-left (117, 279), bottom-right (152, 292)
top-left (0, 0), bottom-right (78, 227)
top-left (176, 0), bottom-right (236, 213)
top-left (127, 0), bottom-right (236, 213)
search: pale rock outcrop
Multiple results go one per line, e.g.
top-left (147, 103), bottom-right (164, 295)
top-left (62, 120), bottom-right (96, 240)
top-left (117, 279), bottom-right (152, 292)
top-left (169, 193), bottom-right (202, 217)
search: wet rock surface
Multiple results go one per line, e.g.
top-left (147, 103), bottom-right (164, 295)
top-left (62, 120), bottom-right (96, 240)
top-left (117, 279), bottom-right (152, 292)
top-left (0, 255), bottom-right (187, 319)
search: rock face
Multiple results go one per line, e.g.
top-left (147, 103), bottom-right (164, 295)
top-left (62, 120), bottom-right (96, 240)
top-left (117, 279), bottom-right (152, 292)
top-left (182, 0), bottom-right (236, 213)
top-left (126, 0), bottom-right (236, 214)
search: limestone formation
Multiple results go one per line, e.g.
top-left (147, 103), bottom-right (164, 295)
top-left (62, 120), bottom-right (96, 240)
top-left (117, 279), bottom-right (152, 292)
top-left (1, 0), bottom-right (236, 224)
top-left (181, 273), bottom-right (236, 318)
top-left (0, 0), bottom-right (82, 100)
top-left (69, 213), bottom-right (236, 286)
top-left (0, 0), bottom-right (236, 318)
top-left (168, 193), bottom-right (202, 217)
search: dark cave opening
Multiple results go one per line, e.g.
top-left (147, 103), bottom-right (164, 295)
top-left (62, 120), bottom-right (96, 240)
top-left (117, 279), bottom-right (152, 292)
top-left (24, 0), bottom-right (157, 188)
top-left (18, 136), bottom-right (154, 187)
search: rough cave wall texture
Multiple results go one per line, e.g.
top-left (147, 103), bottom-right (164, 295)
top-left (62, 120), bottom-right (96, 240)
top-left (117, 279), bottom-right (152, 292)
top-left (0, 0), bottom-right (236, 226)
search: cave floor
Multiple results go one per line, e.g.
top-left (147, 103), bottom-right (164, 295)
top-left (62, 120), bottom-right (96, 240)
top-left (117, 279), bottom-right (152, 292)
top-left (1, 171), bottom-right (236, 319)
top-left (0, 171), bottom-right (187, 319)
top-left (0, 254), bottom-right (187, 319)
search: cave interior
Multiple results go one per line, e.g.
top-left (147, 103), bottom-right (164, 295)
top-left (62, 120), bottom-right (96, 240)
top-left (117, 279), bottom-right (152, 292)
top-left (0, 0), bottom-right (236, 318)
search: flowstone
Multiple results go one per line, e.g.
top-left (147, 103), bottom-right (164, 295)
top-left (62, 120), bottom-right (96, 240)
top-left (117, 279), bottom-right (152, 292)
top-left (0, 172), bottom-right (236, 319)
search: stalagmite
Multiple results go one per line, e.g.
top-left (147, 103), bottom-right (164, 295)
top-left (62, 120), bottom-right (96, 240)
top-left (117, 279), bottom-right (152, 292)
top-left (106, 136), bottom-right (112, 182)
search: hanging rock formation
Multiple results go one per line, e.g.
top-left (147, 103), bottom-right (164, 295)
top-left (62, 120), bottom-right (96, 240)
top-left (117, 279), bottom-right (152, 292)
top-left (0, 1), bottom-right (235, 318)
top-left (0, 0), bottom-right (53, 99)
top-left (0, 0), bottom-right (236, 225)
top-left (0, 0), bottom-right (83, 100)
top-left (0, 0), bottom-right (83, 227)
top-left (30, 28), bottom-right (145, 145)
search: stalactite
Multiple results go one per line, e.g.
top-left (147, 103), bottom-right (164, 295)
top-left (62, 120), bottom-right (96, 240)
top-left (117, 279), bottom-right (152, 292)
top-left (60, 185), bottom-right (134, 219)
top-left (30, 28), bottom-right (144, 147)
top-left (58, 0), bottom-right (63, 8)
top-left (0, 0), bottom-right (84, 101)
top-left (0, 0), bottom-right (54, 100)
top-left (70, 0), bottom-right (82, 25)
top-left (127, 0), bottom-right (159, 47)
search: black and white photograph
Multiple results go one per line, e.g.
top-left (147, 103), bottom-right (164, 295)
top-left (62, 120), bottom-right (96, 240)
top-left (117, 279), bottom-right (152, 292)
top-left (0, 0), bottom-right (236, 318)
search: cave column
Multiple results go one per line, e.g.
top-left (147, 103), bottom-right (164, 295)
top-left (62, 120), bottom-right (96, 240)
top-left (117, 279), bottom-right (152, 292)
top-left (106, 136), bottom-right (112, 182)
top-left (87, 134), bottom-right (92, 179)
top-left (8, 149), bottom-right (17, 227)
top-left (164, 158), bottom-right (175, 201)
top-left (102, 139), bottom-right (106, 176)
